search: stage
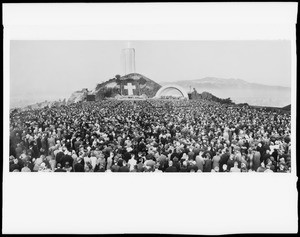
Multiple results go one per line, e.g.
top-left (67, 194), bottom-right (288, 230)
top-left (115, 95), bottom-right (147, 100)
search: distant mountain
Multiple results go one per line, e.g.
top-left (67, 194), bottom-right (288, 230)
top-left (164, 77), bottom-right (290, 90)
top-left (162, 77), bottom-right (291, 107)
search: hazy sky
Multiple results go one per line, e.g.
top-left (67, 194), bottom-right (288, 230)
top-left (10, 40), bottom-right (291, 103)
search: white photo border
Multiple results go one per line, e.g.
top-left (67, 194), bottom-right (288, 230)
top-left (3, 3), bottom-right (298, 234)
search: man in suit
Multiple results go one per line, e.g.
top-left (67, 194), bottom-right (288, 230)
top-left (165, 160), bottom-right (177, 172)
top-left (119, 159), bottom-right (130, 172)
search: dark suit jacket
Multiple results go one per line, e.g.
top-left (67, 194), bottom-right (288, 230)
top-left (165, 166), bottom-right (177, 172)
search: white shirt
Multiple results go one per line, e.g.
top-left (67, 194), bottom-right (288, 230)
top-left (84, 156), bottom-right (91, 164)
top-left (128, 158), bottom-right (137, 171)
top-left (90, 156), bottom-right (97, 169)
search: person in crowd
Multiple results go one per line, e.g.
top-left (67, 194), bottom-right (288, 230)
top-left (63, 162), bottom-right (72, 172)
top-left (252, 149), bottom-right (261, 171)
top-left (230, 161), bottom-right (241, 172)
top-left (74, 157), bottom-right (84, 172)
top-left (55, 163), bottom-right (67, 172)
top-left (257, 162), bottom-right (267, 172)
top-left (165, 160), bottom-right (177, 172)
top-left (128, 153), bottom-right (137, 171)
top-left (21, 161), bottom-right (32, 172)
top-left (203, 153), bottom-right (212, 172)
top-left (240, 162), bottom-right (248, 172)
top-left (119, 159), bottom-right (130, 172)
top-left (38, 162), bottom-right (52, 172)
top-left (10, 156), bottom-right (21, 172)
top-left (211, 166), bottom-right (219, 172)
top-left (222, 164), bottom-right (229, 172)
top-left (212, 150), bottom-right (221, 170)
top-left (278, 162), bottom-right (288, 173)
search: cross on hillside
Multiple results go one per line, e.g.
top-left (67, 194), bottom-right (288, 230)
top-left (124, 83), bottom-right (136, 95)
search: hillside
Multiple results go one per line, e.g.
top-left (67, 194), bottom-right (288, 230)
top-left (67, 88), bottom-right (90, 104)
top-left (94, 73), bottom-right (162, 100)
top-left (190, 89), bottom-right (234, 104)
top-left (18, 99), bottom-right (67, 111)
top-left (281, 104), bottom-right (291, 111)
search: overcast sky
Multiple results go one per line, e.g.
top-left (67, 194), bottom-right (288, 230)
top-left (10, 40), bottom-right (291, 103)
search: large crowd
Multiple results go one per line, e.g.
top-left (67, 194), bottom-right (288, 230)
top-left (9, 99), bottom-right (291, 173)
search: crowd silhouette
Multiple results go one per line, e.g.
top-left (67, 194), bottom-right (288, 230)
top-left (9, 99), bottom-right (291, 173)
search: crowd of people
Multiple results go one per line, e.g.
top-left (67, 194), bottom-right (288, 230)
top-left (9, 99), bottom-right (291, 173)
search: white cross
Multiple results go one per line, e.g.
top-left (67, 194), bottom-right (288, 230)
top-left (124, 83), bottom-right (136, 96)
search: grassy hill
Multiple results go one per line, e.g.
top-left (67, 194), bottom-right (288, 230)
top-left (94, 73), bottom-right (162, 99)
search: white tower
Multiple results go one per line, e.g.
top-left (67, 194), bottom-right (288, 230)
top-left (122, 48), bottom-right (136, 75)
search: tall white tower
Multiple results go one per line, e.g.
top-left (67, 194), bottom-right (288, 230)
top-left (122, 48), bottom-right (136, 75)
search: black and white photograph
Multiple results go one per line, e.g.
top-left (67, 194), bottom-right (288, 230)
top-left (3, 3), bottom-right (298, 235)
top-left (8, 40), bottom-right (292, 173)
